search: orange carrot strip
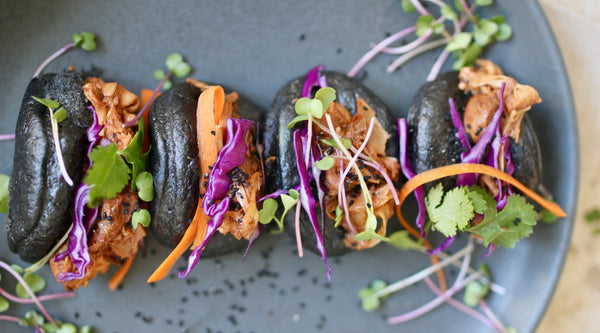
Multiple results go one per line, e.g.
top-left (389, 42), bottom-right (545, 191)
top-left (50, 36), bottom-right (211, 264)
top-left (197, 86), bottom-right (224, 191)
top-left (147, 213), bottom-right (200, 283)
top-left (192, 207), bottom-right (210, 248)
top-left (108, 255), bottom-right (136, 291)
top-left (140, 88), bottom-right (160, 153)
top-left (398, 163), bottom-right (566, 218)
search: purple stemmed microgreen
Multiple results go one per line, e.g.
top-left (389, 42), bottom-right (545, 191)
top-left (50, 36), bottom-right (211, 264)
top-left (348, 0), bottom-right (513, 81)
top-left (33, 31), bottom-right (96, 78)
top-left (123, 53), bottom-right (191, 128)
top-left (0, 134), bottom-right (15, 141)
top-left (31, 97), bottom-right (73, 186)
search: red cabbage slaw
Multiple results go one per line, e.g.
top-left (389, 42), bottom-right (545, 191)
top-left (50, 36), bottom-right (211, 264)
top-left (180, 118), bottom-right (255, 278)
top-left (398, 81), bottom-right (513, 254)
top-left (55, 106), bottom-right (103, 281)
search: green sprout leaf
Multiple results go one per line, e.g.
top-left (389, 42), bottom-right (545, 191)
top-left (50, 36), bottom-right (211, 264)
top-left (320, 137), bottom-right (352, 150)
top-left (446, 32), bottom-right (473, 51)
top-left (259, 198), bottom-right (278, 225)
top-left (358, 279), bottom-right (388, 311)
top-left (278, 190), bottom-right (299, 228)
top-left (0, 296), bottom-right (9, 312)
top-left (308, 99), bottom-right (325, 118)
top-left (154, 69), bottom-right (166, 80)
top-left (52, 107), bottom-right (68, 123)
top-left (286, 114), bottom-right (309, 129)
top-left (314, 87), bottom-right (336, 114)
top-left (441, 5), bottom-right (458, 21)
top-left (10, 264), bottom-right (24, 275)
top-left (476, 0), bottom-right (493, 6)
top-left (79, 325), bottom-right (93, 333)
top-left (294, 98), bottom-right (312, 115)
top-left (415, 15), bottom-right (434, 36)
top-left (0, 173), bottom-right (9, 214)
top-left (162, 80), bottom-right (173, 91)
top-left (494, 23), bottom-right (513, 41)
top-left (72, 31), bottom-right (97, 51)
top-left (32, 96), bottom-right (60, 110)
top-left (134, 171), bottom-right (154, 202)
top-left (452, 42), bottom-right (484, 70)
top-left (165, 53), bottom-right (184, 71)
top-left (454, 0), bottom-right (465, 11)
top-left (463, 280), bottom-right (489, 307)
top-left (84, 143), bottom-right (131, 207)
top-left (334, 206), bottom-right (343, 227)
top-left (387, 230), bottom-right (424, 251)
top-left (314, 156), bottom-right (335, 171)
top-left (426, 184), bottom-right (474, 237)
top-left (173, 62), bottom-right (192, 78)
top-left (16, 273), bottom-right (46, 299)
top-left (19, 310), bottom-right (45, 327)
top-left (131, 209), bottom-right (151, 229)
top-left (353, 228), bottom-right (388, 242)
top-left (117, 117), bottom-right (150, 192)
top-left (401, 0), bottom-right (416, 13)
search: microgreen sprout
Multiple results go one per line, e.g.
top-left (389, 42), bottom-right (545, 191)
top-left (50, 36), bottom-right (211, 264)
top-left (348, 0), bottom-right (512, 81)
top-left (0, 173), bottom-right (9, 214)
top-left (132, 209), bottom-right (151, 229)
top-left (33, 31), bottom-right (96, 78)
top-left (123, 53), bottom-right (192, 128)
top-left (0, 134), bottom-right (15, 141)
top-left (32, 97), bottom-right (74, 186)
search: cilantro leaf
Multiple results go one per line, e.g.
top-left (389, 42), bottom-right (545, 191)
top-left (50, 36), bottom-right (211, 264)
top-left (0, 173), bottom-right (9, 214)
top-left (468, 194), bottom-right (537, 248)
top-left (426, 184), bottom-right (474, 237)
top-left (84, 143), bottom-right (131, 207)
top-left (117, 117), bottom-right (149, 191)
top-left (467, 186), bottom-right (491, 214)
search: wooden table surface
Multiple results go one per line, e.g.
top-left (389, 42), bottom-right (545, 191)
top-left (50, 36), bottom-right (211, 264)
top-left (537, 0), bottom-right (599, 332)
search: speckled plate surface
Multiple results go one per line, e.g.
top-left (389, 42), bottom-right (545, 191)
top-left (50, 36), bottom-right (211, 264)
top-left (0, 1), bottom-right (577, 332)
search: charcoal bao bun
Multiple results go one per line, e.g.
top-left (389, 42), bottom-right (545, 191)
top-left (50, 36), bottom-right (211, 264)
top-left (7, 71), bottom-right (93, 262)
top-left (407, 71), bottom-right (542, 191)
top-left (148, 82), bottom-right (263, 257)
top-left (264, 71), bottom-right (398, 256)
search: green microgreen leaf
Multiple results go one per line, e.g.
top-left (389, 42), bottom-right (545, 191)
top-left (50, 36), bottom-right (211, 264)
top-left (10, 264), bottom-right (24, 275)
top-left (32, 96), bottom-right (60, 110)
top-left (162, 80), bottom-right (173, 91)
top-left (286, 114), bottom-right (309, 129)
top-left (415, 15), bottom-right (434, 36)
top-left (294, 98), bottom-right (312, 115)
top-left (308, 99), bottom-right (324, 118)
top-left (476, 0), bottom-right (493, 6)
top-left (259, 198), bottom-right (278, 224)
top-left (79, 325), bottom-right (93, 333)
top-left (314, 87), bottom-right (336, 114)
top-left (468, 194), bottom-right (537, 248)
top-left (117, 117), bottom-right (149, 192)
top-left (441, 5), bottom-right (458, 21)
top-left (154, 69), bottom-right (166, 81)
top-left (490, 15), bottom-right (506, 24)
top-left (84, 143), bottom-right (131, 207)
top-left (334, 206), bottom-right (343, 227)
top-left (72, 31), bottom-right (97, 51)
top-left (386, 230), bottom-right (424, 251)
top-left (463, 280), bottom-right (489, 307)
top-left (279, 190), bottom-right (299, 227)
top-left (539, 208), bottom-right (559, 224)
top-left (0, 173), bottom-right (9, 214)
top-left (165, 53), bottom-right (184, 71)
top-left (454, 0), bottom-right (465, 11)
top-left (426, 184), bottom-right (474, 237)
top-left (320, 138), bottom-right (352, 150)
top-left (0, 296), bottom-right (9, 312)
top-left (446, 32), bottom-right (473, 51)
top-left (16, 273), bottom-right (46, 299)
top-left (358, 279), bottom-right (388, 311)
top-left (353, 228), bottom-right (388, 242)
top-left (401, 0), bottom-right (416, 13)
top-left (58, 323), bottom-right (78, 333)
top-left (452, 42), bottom-right (484, 70)
top-left (173, 62), bottom-right (192, 78)
top-left (314, 156), bottom-right (335, 170)
top-left (134, 171), bottom-right (154, 202)
top-left (42, 322), bottom-right (59, 333)
top-left (494, 22), bottom-right (513, 41)
top-left (52, 107), bottom-right (68, 123)
top-left (131, 209), bottom-right (151, 229)
top-left (19, 310), bottom-right (45, 327)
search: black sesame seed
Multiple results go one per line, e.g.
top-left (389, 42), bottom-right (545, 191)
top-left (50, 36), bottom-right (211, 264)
top-left (210, 130), bottom-right (216, 135)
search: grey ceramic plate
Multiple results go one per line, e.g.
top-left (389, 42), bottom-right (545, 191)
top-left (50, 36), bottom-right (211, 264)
top-left (0, 0), bottom-right (577, 332)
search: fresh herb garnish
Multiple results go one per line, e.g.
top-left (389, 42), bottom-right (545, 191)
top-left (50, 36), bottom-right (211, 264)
top-left (117, 117), bottom-right (150, 191)
top-left (0, 173), bottom-right (9, 214)
top-left (32, 97), bottom-right (74, 186)
top-left (15, 273), bottom-right (46, 299)
top-left (134, 171), bottom-right (154, 202)
top-left (123, 53), bottom-right (191, 128)
top-left (132, 209), bottom-right (151, 229)
top-left (348, 0), bottom-right (513, 80)
top-left (258, 189), bottom-right (300, 232)
top-left (84, 143), bottom-right (131, 207)
top-left (33, 31), bottom-right (97, 77)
